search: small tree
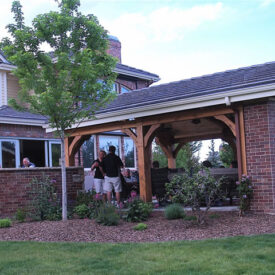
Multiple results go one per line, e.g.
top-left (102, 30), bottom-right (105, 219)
top-left (1, 0), bottom-right (117, 220)
top-left (219, 142), bottom-right (234, 167)
top-left (207, 139), bottom-right (221, 167)
top-left (166, 165), bottom-right (223, 225)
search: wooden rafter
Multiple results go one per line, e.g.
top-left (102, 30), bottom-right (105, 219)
top-left (214, 115), bottom-right (236, 137)
top-left (173, 142), bottom-right (185, 158)
top-left (122, 128), bottom-right (137, 145)
top-left (144, 124), bottom-right (161, 148)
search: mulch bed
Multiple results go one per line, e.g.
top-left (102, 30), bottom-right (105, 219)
top-left (1, 211), bottom-right (275, 243)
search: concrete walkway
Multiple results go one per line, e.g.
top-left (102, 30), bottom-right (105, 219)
top-left (153, 206), bottom-right (239, 212)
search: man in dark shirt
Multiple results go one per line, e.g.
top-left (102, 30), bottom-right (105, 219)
top-left (100, 145), bottom-right (124, 204)
top-left (91, 150), bottom-right (106, 195)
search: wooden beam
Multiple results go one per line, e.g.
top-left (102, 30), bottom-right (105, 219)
top-left (174, 130), bottom-right (223, 139)
top-left (64, 137), bottom-right (75, 166)
top-left (238, 106), bottom-right (247, 175)
top-left (122, 128), bottom-right (137, 145)
top-left (67, 106), bottom-right (234, 137)
top-left (214, 115), bottom-right (236, 137)
top-left (174, 133), bottom-right (223, 143)
top-left (144, 124), bottom-right (161, 148)
top-left (69, 136), bottom-right (82, 156)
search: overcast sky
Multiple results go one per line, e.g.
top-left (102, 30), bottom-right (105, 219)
top-left (1, 0), bottom-right (275, 159)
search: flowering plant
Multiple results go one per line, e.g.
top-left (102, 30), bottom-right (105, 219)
top-left (237, 175), bottom-right (253, 216)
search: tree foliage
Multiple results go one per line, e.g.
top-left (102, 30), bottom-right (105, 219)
top-left (1, 0), bottom-right (117, 220)
top-left (206, 139), bottom-right (221, 168)
top-left (219, 142), bottom-right (234, 167)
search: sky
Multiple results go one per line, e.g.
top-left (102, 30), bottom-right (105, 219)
top-left (1, 0), bottom-right (275, 160)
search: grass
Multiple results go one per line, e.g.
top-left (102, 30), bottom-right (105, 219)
top-left (0, 234), bottom-right (275, 274)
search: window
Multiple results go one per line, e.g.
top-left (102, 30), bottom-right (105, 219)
top-left (112, 82), bottom-right (119, 93)
top-left (82, 136), bottom-right (95, 168)
top-left (0, 140), bottom-right (20, 168)
top-left (121, 85), bottom-right (131, 94)
top-left (124, 137), bottom-right (135, 168)
top-left (20, 140), bottom-right (45, 167)
top-left (49, 142), bottom-right (61, 167)
top-left (99, 135), bottom-right (120, 156)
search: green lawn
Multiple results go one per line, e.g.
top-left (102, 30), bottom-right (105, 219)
top-left (0, 235), bottom-right (275, 274)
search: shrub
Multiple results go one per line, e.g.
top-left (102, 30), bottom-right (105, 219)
top-left (166, 165), bottom-right (223, 225)
top-left (124, 199), bottom-right (152, 222)
top-left (15, 208), bottom-right (26, 223)
top-left (209, 213), bottom-right (220, 219)
top-left (164, 204), bottom-right (185, 220)
top-left (237, 175), bottom-right (253, 216)
top-left (133, 223), bottom-right (148, 231)
top-left (73, 204), bottom-right (90, 219)
top-left (95, 204), bottom-right (120, 226)
top-left (0, 218), bottom-right (12, 228)
top-left (76, 190), bottom-right (94, 206)
top-left (28, 175), bottom-right (62, 221)
top-left (184, 215), bottom-right (197, 221)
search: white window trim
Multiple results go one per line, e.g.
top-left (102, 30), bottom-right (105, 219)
top-left (49, 141), bottom-right (61, 167)
top-left (0, 139), bottom-right (20, 168)
top-left (45, 141), bottom-right (49, 167)
top-left (124, 136), bottom-right (136, 169)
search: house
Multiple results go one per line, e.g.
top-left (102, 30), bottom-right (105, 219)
top-left (0, 36), bottom-right (159, 169)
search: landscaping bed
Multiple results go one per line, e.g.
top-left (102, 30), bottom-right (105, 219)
top-left (1, 211), bottom-right (275, 243)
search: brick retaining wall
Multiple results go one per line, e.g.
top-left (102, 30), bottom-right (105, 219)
top-left (0, 167), bottom-right (84, 217)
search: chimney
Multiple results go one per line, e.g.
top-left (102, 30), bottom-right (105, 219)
top-left (107, 35), bottom-right (121, 63)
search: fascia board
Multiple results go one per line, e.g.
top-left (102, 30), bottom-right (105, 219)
top-left (113, 67), bottom-right (160, 82)
top-left (0, 117), bottom-right (47, 126)
top-left (45, 83), bottom-right (275, 133)
top-left (0, 64), bottom-right (16, 71)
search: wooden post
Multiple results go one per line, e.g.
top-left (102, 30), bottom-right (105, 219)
top-left (235, 111), bottom-right (242, 178)
top-left (238, 106), bottom-right (247, 175)
top-left (64, 137), bottom-right (75, 167)
top-left (136, 124), bottom-right (152, 202)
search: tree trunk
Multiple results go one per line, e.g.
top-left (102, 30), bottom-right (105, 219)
top-left (61, 132), bottom-right (67, 221)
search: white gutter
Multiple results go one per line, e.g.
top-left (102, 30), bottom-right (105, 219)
top-left (45, 82), bottom-right (275, 132)
top-left (0, 64), bottom-right (16, 71)
top-left (0, 117), bottom-right (47, 126)
top-left (113, 67), bottom-right (160, 82)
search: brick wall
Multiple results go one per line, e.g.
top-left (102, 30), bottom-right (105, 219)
top-left (244, 100), bottom-right (275, 214)
top-left (0, 123), bottom-right (54, 139)
top-left (0, 167), bottom-right (84, 217)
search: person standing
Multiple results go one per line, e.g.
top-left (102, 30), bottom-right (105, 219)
top-left (100, 145), bottom-right (124, 205)
top-left (91, 150), bottom-right (106, 196)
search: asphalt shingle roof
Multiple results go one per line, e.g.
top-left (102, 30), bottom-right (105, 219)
top-left (0, 50), bottom-right (12, 65)
top-left (99, 61), bottom-right (275, 114)
top-left (0, 105), bottom-right (47, 121)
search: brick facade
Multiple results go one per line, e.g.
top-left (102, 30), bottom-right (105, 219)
top-left (244, 100), bottom-right (275, 214)
top-left (0, 123), bottom-right (54, 139)
top-left (0, 167), bottom-right (84, 217)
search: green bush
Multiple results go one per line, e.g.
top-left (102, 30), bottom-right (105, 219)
top-left (133, 223), bottom-right (148, 231)
top-left (166, 165), bottom-right (223, 225)
top-left (28, 175), bottom-right (62, 221)
top-left (184, 215), bottom-right (197, 221)
top-left (95, 204), bottom-right (120, 226)
top-left (0, 218), bottom-right (12, 228)
top-left (124, 199), bottom-right (152, 222)
top-left (76, 191), bottom-right (94, 206)
top-left (15, 208), bottom-right (26, 223)
top-left (237, 175), bottom-right (253, 216)
top-left (73, 204), bottom-right (90, 219)
top-left (164, 204), bottom-right (185, 220)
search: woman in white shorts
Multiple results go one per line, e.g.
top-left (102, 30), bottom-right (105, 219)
top-left (91, 150), bottom-right (106, 196)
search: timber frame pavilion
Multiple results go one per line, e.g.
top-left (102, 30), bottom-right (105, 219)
top-left (61, 61), bottom-right (275, 213)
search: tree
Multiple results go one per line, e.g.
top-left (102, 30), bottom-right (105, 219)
top-left (1, 0), bottom-right (117, 220)
top-left (207, 139), bottom-right (221, 167)
top-left (219, 142), bottom-right (234, 167)
top-left (152, 141), bottom-right (202, 170)
top-left (176, 141), bottom-right (201, 171)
